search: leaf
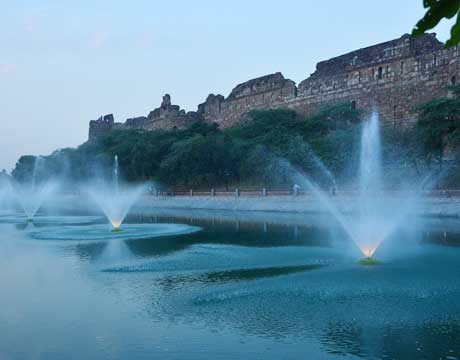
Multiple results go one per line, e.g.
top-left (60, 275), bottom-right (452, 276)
top-left (413, 0), bottom-right (460, 43)
top-left (424, 0), bottom-right (438, 7)
top-left (446, 12), bottom-right (460, 47)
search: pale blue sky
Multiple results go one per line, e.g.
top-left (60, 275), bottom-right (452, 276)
top-left (0, 0), bottom-right (452, 171)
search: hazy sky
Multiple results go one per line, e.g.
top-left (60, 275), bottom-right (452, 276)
top-left (0, 0), bottom-right (452, 171)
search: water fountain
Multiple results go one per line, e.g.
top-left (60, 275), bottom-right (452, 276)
top-left (299, 111), bottom-right (422, 264)
top-left (27, 154), bottom-right (201, 247)
top-left (11, 157), bottom-right (57, 221)
top-left (88, 155), bottom-right (145, 232)
top-left (0, 179), bottom-right (11, 212)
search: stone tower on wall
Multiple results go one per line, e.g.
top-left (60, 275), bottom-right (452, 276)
top-left (88, 33), bottom-right (460, 140)
top-left (88, 114), bottom-right (115, 141)
top-left (198, 72), bottom-right (297, 127)
top-left (88, 94), bottom-right (202, 140)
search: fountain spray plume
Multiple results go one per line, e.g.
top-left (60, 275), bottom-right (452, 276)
top-left (304, 142), bottom-right (337, 190)
top-left (12, 156), bottom-right (58, 221)
top-left (88, 155), bottom-right (146, 232)
top-left (288, 109), bottom-right (431, 263)
top-left (0, 172), bottom-right (14, 212)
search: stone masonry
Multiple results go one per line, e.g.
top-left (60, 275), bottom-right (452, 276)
top-left (88, 94), bottom-right (201, 140)
top-left (89, 33), bottom-right (460, 140)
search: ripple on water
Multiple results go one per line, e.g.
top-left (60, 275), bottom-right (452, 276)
top-left (29, 223), bottom-right (202, 242)
top-left (0, 214), bottom-right (104, 226)
top-left (100, 244), bottom-right (336, 274)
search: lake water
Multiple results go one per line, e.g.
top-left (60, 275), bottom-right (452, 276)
top-left (1, 210), bottom-right (460, 359)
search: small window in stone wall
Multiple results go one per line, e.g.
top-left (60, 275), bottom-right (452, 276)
top-left (452, 76), bottom-right (456, 85)
top-left (351, 101), bottom-right (356, 110)
top-left (400, 61), bottom-right (404, 74)
top-left (378, 67), bottom-right (383, 79)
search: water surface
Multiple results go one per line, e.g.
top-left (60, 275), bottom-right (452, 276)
top-left (1, 210), bottom-right (460, 359)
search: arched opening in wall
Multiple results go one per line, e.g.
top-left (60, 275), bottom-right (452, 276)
top-left (351, 100), bottom-right (356, 110)
top-left (378, 67), bottom-right (383, 80)
top-left (451, 76), bottom-right (456, 85)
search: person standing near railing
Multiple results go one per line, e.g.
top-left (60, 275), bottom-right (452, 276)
top-left (293, 184), bottom-right (300, 196)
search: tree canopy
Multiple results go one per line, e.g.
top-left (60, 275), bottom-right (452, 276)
top-left (11, 92), bottom-right (460, 189)
top-left (11, 104), bottom-right (365, 188)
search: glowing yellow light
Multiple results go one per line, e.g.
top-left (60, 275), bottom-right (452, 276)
top-left (361, 246), bottom-right (376, 258)
top-left (111, 220), bottom-right (122, 230)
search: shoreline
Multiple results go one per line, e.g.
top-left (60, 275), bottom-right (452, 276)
top-left (134, 195), bottom-right (460, 219)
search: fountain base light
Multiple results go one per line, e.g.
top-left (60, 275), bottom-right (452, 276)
top-left (111, 227), bottom-right (123, 233)
top-left (358, 257), bottom-right (382, 266)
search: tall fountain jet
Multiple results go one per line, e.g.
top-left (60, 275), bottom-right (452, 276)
top-left (89, 155), bottom-right (145, 232)
top-left (299, 110), bottom-right (419, 263)
top-left (113, 155), bottom-right (119, 191)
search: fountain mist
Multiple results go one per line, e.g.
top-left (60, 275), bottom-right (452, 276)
top-left (12, 157), bottom-right (58, 220)
top-left (88, 155), bottom-right (145, 231)
top-left (298, 110), bottom-right (423, 260)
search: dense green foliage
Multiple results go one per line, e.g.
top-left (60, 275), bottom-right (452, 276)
top-left (413, 0), bottom-right (460, 47)
top-left (11, 91), bottom-right (460, 189)
top-left (413, 85), bottom-right (460, 168)
top-left (12, 104), bottom-right (364, 188)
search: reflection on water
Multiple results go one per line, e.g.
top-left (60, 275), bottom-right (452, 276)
top-left (124, 264), bottom-right (325, 291)
top-left (1, 209), bottom-right (460, 359)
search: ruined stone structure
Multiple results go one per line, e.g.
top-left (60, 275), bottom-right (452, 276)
top-left (88, 94), bottom-right (201, 140)
top-left (89, 33), bottom-right (460, 140)
top-left (88, 114), bottom-right (115, 140)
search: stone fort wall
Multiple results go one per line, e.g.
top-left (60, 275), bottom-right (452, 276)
top-left (89, 33), bottom-right (460, 140)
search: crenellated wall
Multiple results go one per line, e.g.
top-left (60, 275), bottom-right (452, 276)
top-left (89, 33), bottom-right (460, 140)
top-left (292, 33), bottom-right (460, 127)
top-left (197, 33), bottom-right (460, 129)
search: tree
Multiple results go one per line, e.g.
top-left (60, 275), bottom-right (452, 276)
top-left (158, 134), bottom-right (240, 187)
top-left (413, 0), bottom-right (460, 47)
top-left (414, 85), bottom-right (460, 168)
top-left (6, 104), bottom-right (377, 189)
top-left (12, 156), bottom-right (37, 183)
